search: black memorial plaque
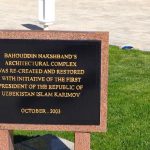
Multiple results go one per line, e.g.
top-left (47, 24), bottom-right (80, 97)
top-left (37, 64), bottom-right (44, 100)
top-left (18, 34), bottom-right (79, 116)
top-left (0, 39), bottom-right (101, 125)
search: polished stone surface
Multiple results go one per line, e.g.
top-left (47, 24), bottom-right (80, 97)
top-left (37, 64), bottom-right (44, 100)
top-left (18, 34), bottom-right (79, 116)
top-left (15, 134), bottom-right (74, 150)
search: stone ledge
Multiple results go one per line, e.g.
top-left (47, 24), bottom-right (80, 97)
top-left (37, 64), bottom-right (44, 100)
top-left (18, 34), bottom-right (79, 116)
top-left (15, 134), bottom-right (74, 150)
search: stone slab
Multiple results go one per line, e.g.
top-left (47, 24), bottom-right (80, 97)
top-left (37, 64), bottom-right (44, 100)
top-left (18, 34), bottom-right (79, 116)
top-left (14, 134), bottom-right (74, 150)
top-left (0, 30), bottom-right (108, 133)
top-left (0, 130), bottom-right (14, 150)
top-left (75, 133), bottom-right (90, 150)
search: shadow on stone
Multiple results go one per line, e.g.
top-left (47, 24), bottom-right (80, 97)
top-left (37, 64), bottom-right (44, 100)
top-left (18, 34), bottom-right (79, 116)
top-left (14, 134), bottom-right (74, 150)
top-left (22, 24), bottom-right (43, 30)
top-left (14, 135), bottom-right (39, 144)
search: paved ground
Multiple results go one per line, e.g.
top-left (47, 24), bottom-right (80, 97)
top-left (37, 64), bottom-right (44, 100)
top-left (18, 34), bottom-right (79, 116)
top-left (0, 0), bottom-right (150, 51)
